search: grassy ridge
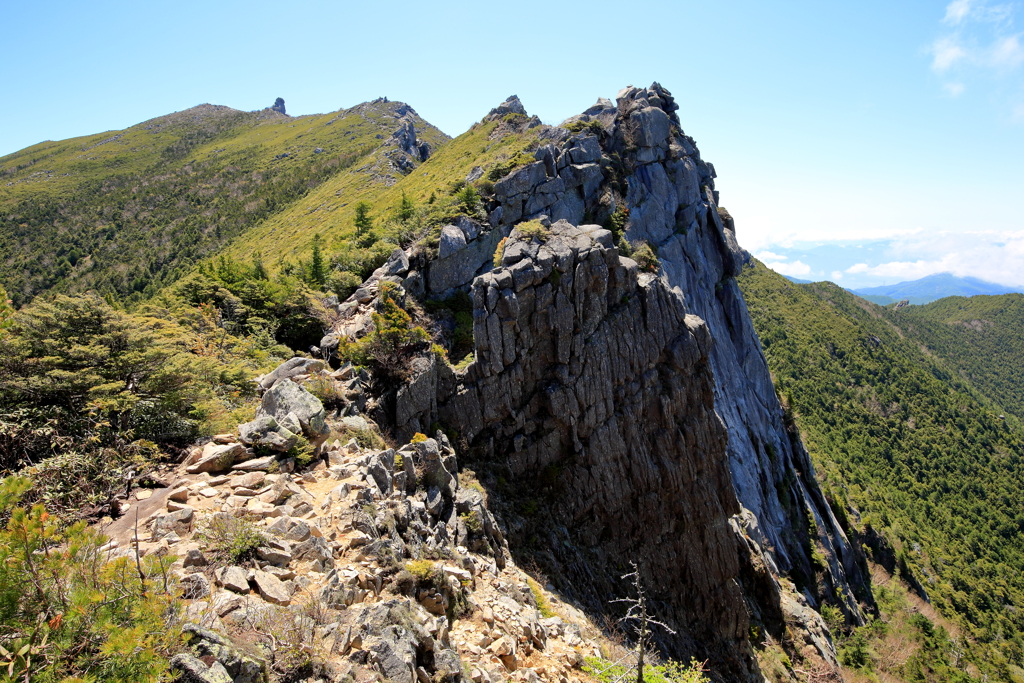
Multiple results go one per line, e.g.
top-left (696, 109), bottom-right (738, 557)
top-left (0, 101), bottom-right (448, 304)
top-left (738, 262), bottom-right (1024, 679)
top-left (217, 117), bottom-right (543, 269)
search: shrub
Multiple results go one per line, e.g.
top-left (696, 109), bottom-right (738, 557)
top-left (631, 242), bottom-right (660, 272)
top-left (405, 559), bottom-right (439, 582)
top-left (604, 205), bottom-right (630, 244)
top-left (411, 432), bottom-right (428, 443)
top-left (337, 282), bottom-right (430, 380)
top-left (513, 220), bottom-right (550, 243)
top-left (304, 373), bottom-right (346, 413)
top-left (460, 510), bottom-right (483, 535)
top-left (583, 656), bottom-right (710, 683)
top-left (456, 185), bottom-right (480, 213)
top-left (0, 476), bottom-right (181, 682)
top-left (397, 192), bottom-right (415, 222)
top-left (565, 119), bottom-right (604, 136)
top-left (197, 513), bottom-right (266, 565)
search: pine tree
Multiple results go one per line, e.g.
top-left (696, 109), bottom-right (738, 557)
top-left (398, 192), bottom-right (415, 222)
top-left (354, 202), bottom-right (373, 236)
top-left (309, 234), bottom-right (327, 287)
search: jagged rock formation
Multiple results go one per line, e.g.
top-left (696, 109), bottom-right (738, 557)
top-left (319, 84), bottom-right (868, 679)
top-left (400, 221), bottom-right (764, 679)
top-left (270, 97), bottom-right (287, 115)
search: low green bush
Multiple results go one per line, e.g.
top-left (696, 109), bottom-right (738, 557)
top-left (0, 476), bottom-right (182, 682)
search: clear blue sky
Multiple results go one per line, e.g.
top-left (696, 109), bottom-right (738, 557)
top-left (4, 0), bottom-right (1023, 287)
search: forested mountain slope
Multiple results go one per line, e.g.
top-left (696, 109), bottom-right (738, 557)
top-left (0, 99), bottom-right (448, 304)
top-left (886, 294), bottom-right (1024, 421)
top-left (739, 261), bottom-right (1024, 678)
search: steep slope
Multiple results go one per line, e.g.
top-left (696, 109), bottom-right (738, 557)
top-left (316, 87), bottom-right (872, 679)
top-left (739, 262), bottom-right (1024, 678)
top-left (0, 99), bottom-right (448, 304)
top-left (887, 294), bottom-right (1024, 420)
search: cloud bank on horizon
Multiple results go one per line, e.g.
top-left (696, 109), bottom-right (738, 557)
top-left (754, 230), bottom-right (1024, 289)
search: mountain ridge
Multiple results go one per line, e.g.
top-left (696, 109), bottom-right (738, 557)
top-left (849, 272), bottom-right (1024, 305)
top-left (0, 98), bottom-right (449, 305)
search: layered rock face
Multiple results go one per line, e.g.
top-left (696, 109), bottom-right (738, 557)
top-left (603, 86), bottom-right (866, 617)
top-left (396, 222), bottom-right (762, 679)
top-left (334, 84), bottom-right (867, 678)
top-left (399, 83), bottom-right (861, 610)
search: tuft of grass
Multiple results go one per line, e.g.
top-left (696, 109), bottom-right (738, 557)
top-left (526, 576), bottom-right (555, 618)
top-left (493, 236), bottom-right (508, 268)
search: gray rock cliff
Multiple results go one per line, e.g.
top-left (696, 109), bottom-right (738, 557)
top-left (329, 85), bottom-right (868, 679)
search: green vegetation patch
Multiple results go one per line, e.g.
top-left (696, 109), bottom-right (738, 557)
top-left (739, 260), bottom-right (1024, 676)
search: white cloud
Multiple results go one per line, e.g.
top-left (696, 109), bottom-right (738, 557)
top-left (765, 260), bottom-right (811, 277)
top-left (990, 34), bottom-right (1024, 67)
top-left (932, 37), bottom-right (968, 71)
top-left (845, 231), bottom-right (1024, 287)
top-left (754, 250), bottom-right (787, 261)
top-left (945, 0), bottom-right (974, 25)
top-left (944, 0), bottom-right (1014, 25)
top-left (830, 271), bottom-right (844, 281)
top-left (943, 81), bottom-right (966, 95)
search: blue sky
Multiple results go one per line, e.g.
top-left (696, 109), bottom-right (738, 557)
top-left (3, 0), bottom-right (1023, 288)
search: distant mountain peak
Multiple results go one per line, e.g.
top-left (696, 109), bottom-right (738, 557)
top-left (849, 272), bottom-right (1024, 305)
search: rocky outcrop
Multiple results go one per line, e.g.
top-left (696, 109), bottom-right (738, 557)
top-left (393, 221), bottom-right (763, 679)
top-left (484, 95), bottom-right (527, 121)
top-left (270, 97), bottom-right (286, 115)
top-left (442, 84), bottom-right (866, 625)
top-left (321, 84), bottom-right (867, 679)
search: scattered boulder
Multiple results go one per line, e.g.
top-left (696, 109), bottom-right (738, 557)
top-left (216, 566), bottom-right (250, 594)
top-left (169, 653), bottom-right (233, 683)
top-left (150, 507), bottom-right (194, 540)
top-left (181, 573), bottom-right (211, 600)
top-left (253, 569), bottom-right (292, 605)
top-left (186, 443), bottom-right (245, 474)
top-left (232, 456), bottom-right (277, 472)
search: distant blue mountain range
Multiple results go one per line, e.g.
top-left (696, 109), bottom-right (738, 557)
top-left (849, 273), bottom-right (1024, 305)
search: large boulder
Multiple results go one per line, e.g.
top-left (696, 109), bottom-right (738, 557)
top-left (438, 225), bottom-right (468, 259)
top-left (186, 442), bottom-right (245, 474)
top-left (169, 654), bottom-right (233, 683)
top-left (237, 415), bottom-right (299, 453)
top-left (258, 380), bottom-right (329, 441)
top-left (150, 507), bottom-right (194, 540)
